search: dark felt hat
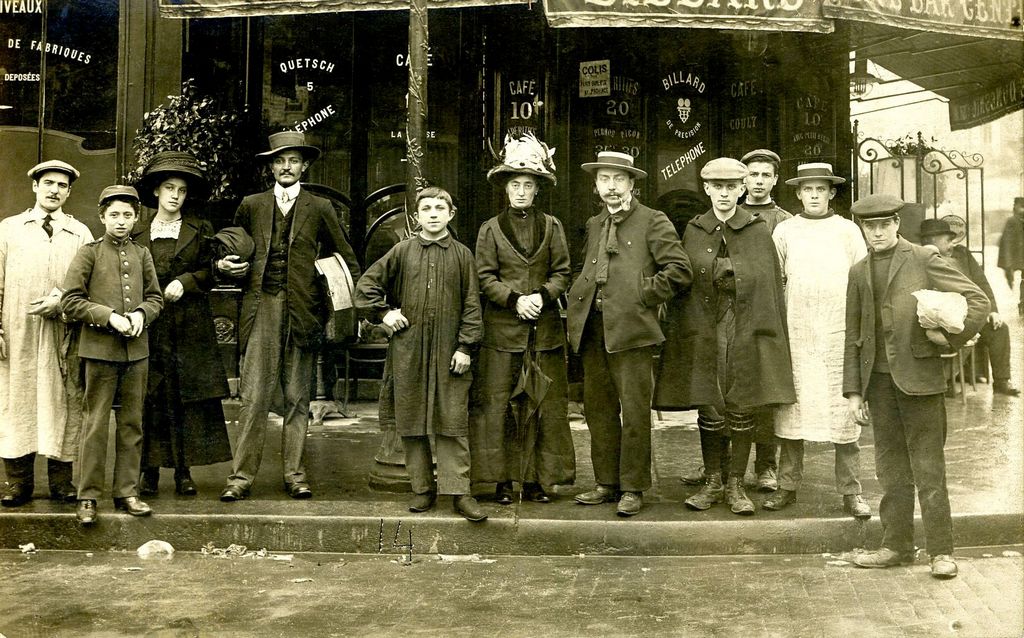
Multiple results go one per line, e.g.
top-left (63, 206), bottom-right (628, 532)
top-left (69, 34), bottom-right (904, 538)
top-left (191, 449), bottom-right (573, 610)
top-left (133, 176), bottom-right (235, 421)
top-left (135, 151), bottom-right (210, 209)
top-left (919, 218), bottom-right (957, 240)
top-left (256, 131), bottom-right (321, 163)
top-left (851, 193), bottom-right (905, 220)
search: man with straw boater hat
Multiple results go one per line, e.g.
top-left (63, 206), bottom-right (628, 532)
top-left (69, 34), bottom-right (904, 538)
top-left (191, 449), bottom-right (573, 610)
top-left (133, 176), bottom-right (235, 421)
top-left (216, 131), bottom-right (360, 502)
top-left (567, 151), bottom-right (691, 517)
top-left (471, 133), bottom-right (575, 506)
top-left (0, 160), bottom-right (93, 507)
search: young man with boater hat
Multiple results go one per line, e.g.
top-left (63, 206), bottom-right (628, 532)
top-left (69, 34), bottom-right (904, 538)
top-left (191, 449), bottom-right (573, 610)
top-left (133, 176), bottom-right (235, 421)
top-left (0, 160), bottom-right (93, 507)
top-left (471, 134), bottom-right (575, 505)
top-left (765, 162), bottom-right (871, 519)
top-left (919, 217), bottom-right (1019, 397)
top-left (845, 194), bottom-right (989, 579)
top-left (568, 151), bottom-right (691, 517)
top-left (216, 131), bottom-right (360, 502)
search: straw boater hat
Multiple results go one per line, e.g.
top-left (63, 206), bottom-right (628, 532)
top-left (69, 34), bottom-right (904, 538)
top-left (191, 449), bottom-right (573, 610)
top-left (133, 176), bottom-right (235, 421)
top-left (256, 131), bottom-right (321, 163)
top-left (135, 151), bottom-right (210, 209)
top-left (785, 162), bottom-right (846, 186)
top-left (27, 159), bottom-right (80, 184)
top-left (487, 133), bottom-right (557, 186)
top-left (581, 151), bottom-right (648, 180)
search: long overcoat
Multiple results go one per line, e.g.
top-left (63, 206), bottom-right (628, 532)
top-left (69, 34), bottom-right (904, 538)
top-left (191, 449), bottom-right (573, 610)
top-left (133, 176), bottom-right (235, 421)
top-left (232, 188), bottom-right (361, 352)
top-left (654, 207), bottom-right (795, 411)
top-left (355, 234), bottom-right (483, 437)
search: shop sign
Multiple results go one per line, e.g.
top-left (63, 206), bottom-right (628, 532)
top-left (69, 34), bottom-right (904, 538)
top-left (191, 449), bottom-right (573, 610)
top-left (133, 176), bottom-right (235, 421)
top-left (5, 37), bottom-right (93, 66)
top-left (543, 0), bottom-right (834, 33)
top-left (786, 88), bottom-right (835, 161)
top-left (823, 0), bottom-right (1023, 41)
top-left (503, 77), bottom-right (543, 138)
top-left (590, 75), bottom-right (643, 159)
top-left (579, 60), bottom-right (610, 97)
top-left (658, 68), bottom-right (708, 184)
top-left (0, 1), bottom-right (41, 13)
top-left (949, 76), bottom-right (1024, 131)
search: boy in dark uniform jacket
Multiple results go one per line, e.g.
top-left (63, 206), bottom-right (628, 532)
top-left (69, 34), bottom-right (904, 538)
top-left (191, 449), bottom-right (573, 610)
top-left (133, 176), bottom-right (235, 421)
top-left (61, 186), bottom-right (163, 525)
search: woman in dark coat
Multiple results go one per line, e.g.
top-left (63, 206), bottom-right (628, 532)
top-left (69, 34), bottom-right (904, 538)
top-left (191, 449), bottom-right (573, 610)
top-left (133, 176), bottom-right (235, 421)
top-left (655, 157), bottom-right (795, 515)
top-left (134, 151), bottom-right (231, 495)
top-left (470, 134), bottom-right (575, 504)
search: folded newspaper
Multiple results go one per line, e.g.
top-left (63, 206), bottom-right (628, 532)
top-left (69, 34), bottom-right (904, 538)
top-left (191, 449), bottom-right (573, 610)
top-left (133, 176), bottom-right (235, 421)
top-left (911, 289), bottom-right (967, 334)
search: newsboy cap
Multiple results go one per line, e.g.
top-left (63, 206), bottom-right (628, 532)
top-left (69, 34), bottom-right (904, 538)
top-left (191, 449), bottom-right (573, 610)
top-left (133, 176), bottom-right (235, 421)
top-left (27, 159), bottom-right (80, 183)
top-left (850, 193), bottom-right (905, 220)
top-left (700, 157), bottom-right (748, 181)
top-left (740, 149), bottom-right (781, 165)
top-left (97, 185), bottom-right (140, 206)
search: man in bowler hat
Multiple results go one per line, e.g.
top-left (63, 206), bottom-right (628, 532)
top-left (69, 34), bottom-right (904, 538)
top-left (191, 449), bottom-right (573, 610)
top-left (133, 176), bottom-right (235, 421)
top-left (567, 151), bottom-right (691, 517)
top-left (217, 131), bottom-right (360, 502)
top-left (845, 194), bottom-right (988, 579)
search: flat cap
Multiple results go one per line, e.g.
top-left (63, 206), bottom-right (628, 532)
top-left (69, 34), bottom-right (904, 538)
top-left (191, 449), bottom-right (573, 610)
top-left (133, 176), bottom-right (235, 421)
top-left (27, 160), bottom-right (80, 183)
top-left (700, 157), bottom-right (748, 181)
top-left (850, 193), bottom-right (905, 220)
top-left (740, 149), bottom-right (781, 165)
top-left (98, 185), bottom-right (140, 206)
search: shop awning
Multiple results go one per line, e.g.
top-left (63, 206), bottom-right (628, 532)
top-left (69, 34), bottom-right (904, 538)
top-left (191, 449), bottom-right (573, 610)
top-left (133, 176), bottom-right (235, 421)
top-left (853, 22), bottom-right (1024, 129)
top-left (824, 0), bottom-right (1023, 41)
top-left (159, 0), bottom-right (528, 18)
top-left (541, 0), bottom-right (833, 32)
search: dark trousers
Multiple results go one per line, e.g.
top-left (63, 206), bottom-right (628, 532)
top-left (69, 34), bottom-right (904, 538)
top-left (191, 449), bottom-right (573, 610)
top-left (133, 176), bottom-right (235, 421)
top-left (229, 292), bottom-right (315, 489)
top-left (580, 312), bottom-right (654, 493)
top-left (866, 372), bottom-right (954, 556)
top-left (78, 358), bottom-right (148, 501)
top-left (974, 321), bottom-right (1012, 382)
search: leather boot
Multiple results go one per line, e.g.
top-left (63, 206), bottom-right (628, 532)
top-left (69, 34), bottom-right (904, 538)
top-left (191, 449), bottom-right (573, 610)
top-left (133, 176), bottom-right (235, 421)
top-left (2, 454), bottom-right (35, 507)
top-left (46, 458), bottom-right (77, 502)
top-left (684, 472), bottom-right (724, 511)
top-left (725, 476), bottom-right (755, 515)
top-left (140, 468), bottom-right (160, 496)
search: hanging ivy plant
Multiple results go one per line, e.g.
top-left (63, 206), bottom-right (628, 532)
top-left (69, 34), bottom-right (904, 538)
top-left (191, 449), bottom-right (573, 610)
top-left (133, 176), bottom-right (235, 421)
top-left (124, 79), bottom-right (257, 202)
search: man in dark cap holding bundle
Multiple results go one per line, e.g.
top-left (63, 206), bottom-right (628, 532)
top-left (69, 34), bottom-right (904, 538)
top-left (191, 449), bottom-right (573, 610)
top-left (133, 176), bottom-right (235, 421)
top-left (216, 131), bottom-right (360, 502)
top-left (844, 194), bottom-right (989, 579)
top-left (567, 151), bottom-right (691, 517)
top-left (0, 160), bottom-right (93, 507)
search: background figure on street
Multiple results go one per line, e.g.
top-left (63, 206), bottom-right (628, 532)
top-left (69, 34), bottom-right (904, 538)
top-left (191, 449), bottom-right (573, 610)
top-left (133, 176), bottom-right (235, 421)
top-left (355, 187), bottom-right (487, 522)
top-left (919, 218), bottom-right (1019, 397)
top-left (0, 160), bottom-right (93, 507)
top-left (471, 134), bottom-right (575, 505)
top-left (655, 157), bottom-right (794, 517)
top-left (997, 197), bottom-right (1024, 316)
top-left (568, 151), bottom-right (691, 517)
top-left (216, 132), bottom-right (361, 502)
top-left (765, 163), bottom-right (871, 519)
top-left (845, 194), bottom-right (989, 579)
top-left (133, 151), bottom-right (232, 497)
top-left (62, 186), bottom-right (164, 525)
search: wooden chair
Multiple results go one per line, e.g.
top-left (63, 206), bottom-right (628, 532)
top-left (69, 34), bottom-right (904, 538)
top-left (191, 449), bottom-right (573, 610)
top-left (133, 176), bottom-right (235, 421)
top-left (941, 336), bottom-right (978, 405)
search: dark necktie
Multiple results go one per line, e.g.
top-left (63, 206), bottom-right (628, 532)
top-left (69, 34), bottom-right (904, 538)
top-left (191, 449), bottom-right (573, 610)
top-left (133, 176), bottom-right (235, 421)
top-left (42, 214), bottom-right (53, 238)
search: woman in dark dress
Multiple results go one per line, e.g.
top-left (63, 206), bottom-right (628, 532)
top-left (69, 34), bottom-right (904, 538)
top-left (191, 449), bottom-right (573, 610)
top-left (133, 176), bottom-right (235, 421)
top-left (134, 151), bottom-right (231, 495)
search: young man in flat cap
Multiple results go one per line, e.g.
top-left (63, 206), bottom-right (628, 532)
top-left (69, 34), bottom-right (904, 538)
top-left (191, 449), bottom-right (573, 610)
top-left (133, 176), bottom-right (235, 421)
top-left (920, 218), bottom-right (1019, 397)
top-left (0, 160), bottom-right (93, 507)
top-left (656, 157), bottom-right (794, 516)
top-left (766, 163), bottom-right (871, 519)
top-left (567, 151), bottom-right (691, 517)
top-left (845, 194), bottom-right (989, 579)
top-left (62, 186), bottom-right (163, 524)
top-left (216, 131), bottom-right (360, 502)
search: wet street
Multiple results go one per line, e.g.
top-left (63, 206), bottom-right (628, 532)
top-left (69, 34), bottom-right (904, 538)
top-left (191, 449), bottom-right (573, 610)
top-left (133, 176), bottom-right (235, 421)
top-left (1, 547), bottom-right (1021, 637)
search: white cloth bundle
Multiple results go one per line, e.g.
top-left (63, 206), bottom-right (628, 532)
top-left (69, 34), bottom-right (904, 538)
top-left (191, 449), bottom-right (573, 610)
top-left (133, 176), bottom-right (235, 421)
top-left (911, 289), bottom-right (967, 334)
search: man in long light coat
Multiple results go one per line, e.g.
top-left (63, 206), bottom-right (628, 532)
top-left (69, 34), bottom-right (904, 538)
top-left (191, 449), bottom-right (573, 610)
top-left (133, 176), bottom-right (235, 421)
top-left (0, 161), bottom-right (93, 506)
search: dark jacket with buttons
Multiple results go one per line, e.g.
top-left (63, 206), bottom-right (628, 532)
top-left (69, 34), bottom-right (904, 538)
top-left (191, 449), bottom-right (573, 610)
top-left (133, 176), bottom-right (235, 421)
top-left (61, 235), bottom-right (164, 362)
top-left (566, 199), bottom-right (691, 354)
top-left (843, 237), bottom-right (989, 397)
top-left (654, 207), bottom-right (795, 411)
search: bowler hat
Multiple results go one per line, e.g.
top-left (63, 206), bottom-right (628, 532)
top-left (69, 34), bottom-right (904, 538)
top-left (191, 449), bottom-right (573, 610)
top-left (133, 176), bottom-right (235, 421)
top-left (740, 149), bottom-right (781, 165)
top-left (487, 133), bottom-right (557, 186)
top-left (919, 218), bottom-right (956, 240)
top-left (98, 185), bottom-right (140, 207)
top-left (134, 151), bottom-right (211, 209)
top-left (581, 151), bottom-right (647, 180)
top-left (700, 157), bottom-right (748, 181)
top-left (785, 162), bottom-right (846, 186)
top-left (256, 131), bottom-right (321, 163)
top-left (850, 193), bottom-right (904, 220)
top-left (27, 159), bottom-right (80, 184)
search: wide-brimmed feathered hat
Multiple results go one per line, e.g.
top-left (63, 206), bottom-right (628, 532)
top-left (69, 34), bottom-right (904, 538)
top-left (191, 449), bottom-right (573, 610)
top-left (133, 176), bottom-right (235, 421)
top-left (487, 133), bottom-right (557, 186)
top-left (135, 151), bottom-right (210, 209)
